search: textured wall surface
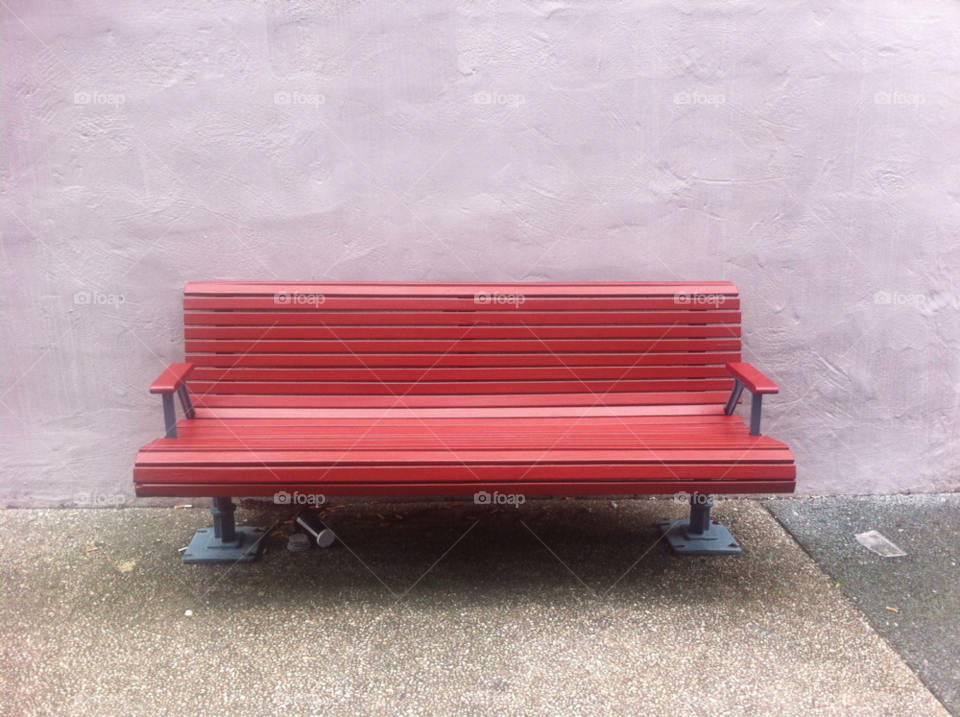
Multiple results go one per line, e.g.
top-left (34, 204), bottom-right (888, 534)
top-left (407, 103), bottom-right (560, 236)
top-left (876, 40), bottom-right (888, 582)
top-left (3, 1), bottom-right (959, 506)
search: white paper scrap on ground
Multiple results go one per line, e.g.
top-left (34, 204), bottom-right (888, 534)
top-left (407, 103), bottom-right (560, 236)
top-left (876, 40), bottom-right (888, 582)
top-left (855, 530), bottom-right (907, 557)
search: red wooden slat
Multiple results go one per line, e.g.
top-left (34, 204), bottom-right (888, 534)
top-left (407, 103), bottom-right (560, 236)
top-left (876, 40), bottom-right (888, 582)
top-left (188, 366), bottom-right (732, 383)
top-left (190, 391), bottom-right (735, 409)
top-left (179, 406), bottom-right (747, 433)
top-left (185, 281), bottom-right (739, 297)
top-left (184, 352), bottom-right (743, 368)
top-left (184, 295), bottom-right (741, 315)
top-left (166, 425), bottom-right (755, 443)
top-left (163, 434), bottom-right (752, 448)
top-left (184, 324), bottom-right (741, 339)
top-left (185, 310), bottom-right (742, 329)
top-left (172, 417), bottom-right (740, 436)
top-left (183, 338), bottom-right (742, 355)
top-left (193, 404), bottom-right (730, 419)
top-left (135, 447), bottom-right (794, 465)
top-left (135, 479), bottom-right (794, 498)
top-left (150, 433), bottom-right (774, 448)
top-left (153, 417), bottom-right (761, 434)
top-left (134, 462), bottom-right (795, 483)
top-left (142, 418), bottom-right (777, 443)
top-left (186, 379), bottom-right (735, 396)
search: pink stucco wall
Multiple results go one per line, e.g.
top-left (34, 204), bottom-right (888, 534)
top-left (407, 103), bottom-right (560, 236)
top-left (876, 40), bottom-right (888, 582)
top-left (3, 1), bottom-right (959, 505)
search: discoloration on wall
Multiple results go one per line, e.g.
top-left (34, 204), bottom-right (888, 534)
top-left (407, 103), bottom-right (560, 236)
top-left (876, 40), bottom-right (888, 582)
top-left (2, 1), bottom-right (959, 505)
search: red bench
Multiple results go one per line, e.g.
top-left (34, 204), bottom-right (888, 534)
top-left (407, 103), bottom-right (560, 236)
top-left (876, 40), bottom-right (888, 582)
top-left (135, 281), bottom-right (794, 562)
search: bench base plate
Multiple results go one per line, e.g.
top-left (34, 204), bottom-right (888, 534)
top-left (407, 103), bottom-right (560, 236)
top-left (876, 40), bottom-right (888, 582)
top-left (658, 519), bottom-right (742, 556)
top-left (182, 526), bottom-right (267, 564)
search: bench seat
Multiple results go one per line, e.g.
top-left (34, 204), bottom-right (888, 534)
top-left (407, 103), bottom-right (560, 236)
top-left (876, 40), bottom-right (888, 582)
top-left (135, 405), bottom-right (794, 497)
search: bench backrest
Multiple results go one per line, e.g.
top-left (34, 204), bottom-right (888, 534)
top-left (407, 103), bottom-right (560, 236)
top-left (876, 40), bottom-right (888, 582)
top-left (182, 282), bottom-right (742, 410)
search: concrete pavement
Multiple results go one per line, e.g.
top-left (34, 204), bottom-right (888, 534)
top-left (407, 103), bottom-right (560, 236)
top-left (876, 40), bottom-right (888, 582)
top-left (0, 498), bottom-right (949, 716)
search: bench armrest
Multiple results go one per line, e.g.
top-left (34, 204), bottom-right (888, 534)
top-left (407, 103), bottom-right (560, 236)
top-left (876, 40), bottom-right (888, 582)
top-left (150, 363), bottom-right (195, 437)
top-left (725, 362), bottom-right (778, 394)
top-left (150, 362), bottom-right (195, 394)
top-left (724, 362), bottom-right (778, 436)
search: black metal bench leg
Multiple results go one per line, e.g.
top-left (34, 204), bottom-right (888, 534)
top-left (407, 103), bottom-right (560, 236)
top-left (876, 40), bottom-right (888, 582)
top-left (658, 494), bottom-right (742, 555)
top-left (182, 497), bottom-right (267, 564)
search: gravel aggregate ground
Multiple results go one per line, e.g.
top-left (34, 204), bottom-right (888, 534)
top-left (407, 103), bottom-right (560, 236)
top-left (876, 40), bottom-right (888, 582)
top-left (0, 498), bottom-right (949, 717)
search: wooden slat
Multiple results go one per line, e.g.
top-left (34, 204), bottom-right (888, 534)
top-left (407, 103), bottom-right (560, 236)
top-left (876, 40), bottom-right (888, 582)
top-left (183, 338), bottom-right (741, 354)
top-left (184, 296), bottom-right (741, 314)
top-left (176, 413), bottom-right (741, 428)
top-left (136, 447), bottom-right (794, 466)
top-left (135, 462), bottom-right (795, 482)
top-left (193, 404), bottom-right (730, 419)
top-left (184, 324), bottom-right (741, 339)
top-left (185, 281), bottom-right (739, 297)
top-left (190, 391), bottom-right (735, 409)
top-left (188, 366), bottom-right (732, 382)
top-left (184, 352), bottom-right (742, 368)
top-left (140, 437), bottom-right (787, 453)
top-left (179, 414), bottom-right (746, 431)
top-left (185, 310), bottom-right (742, 329)
top-left (141, 419), bottom-right (779, 445)
top-left (187, 379), bottom-right (735, 396)
top-left (135, 479), bottom-right (793, 498)
top-left (159, 416), bottom-right (759, 433)
top-left (163, 428), bottom-right (764, 450)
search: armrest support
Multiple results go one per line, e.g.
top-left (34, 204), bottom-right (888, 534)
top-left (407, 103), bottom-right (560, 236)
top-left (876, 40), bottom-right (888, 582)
top-left (724, 362), bottom-right (778, 436)
top-left (150, 363), bottom-right (195, 437)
